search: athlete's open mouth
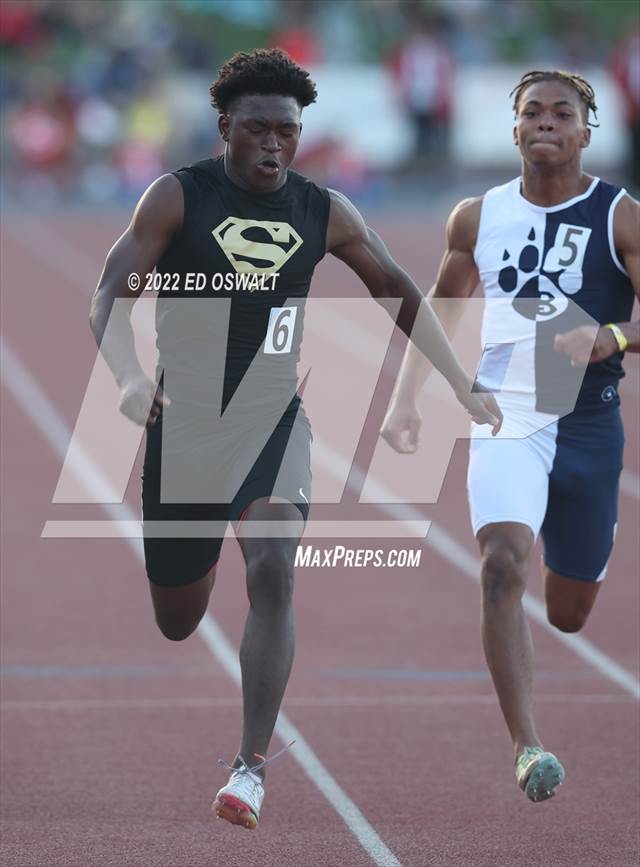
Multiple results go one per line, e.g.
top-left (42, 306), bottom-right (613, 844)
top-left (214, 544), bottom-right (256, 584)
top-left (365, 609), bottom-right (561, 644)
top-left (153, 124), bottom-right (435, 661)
top-left (257, 159), bottom-right (280, 173)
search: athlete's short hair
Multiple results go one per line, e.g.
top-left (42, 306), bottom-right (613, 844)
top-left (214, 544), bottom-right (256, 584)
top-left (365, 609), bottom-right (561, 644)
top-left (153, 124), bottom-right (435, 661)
top-left (510, 70), bottom-right (599, 127)
top-left (210, 48), bottom-right (318, 114)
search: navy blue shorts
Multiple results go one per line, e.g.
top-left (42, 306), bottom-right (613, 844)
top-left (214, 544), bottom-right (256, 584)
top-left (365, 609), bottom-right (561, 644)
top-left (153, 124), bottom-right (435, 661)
top-left (468, 404), bottom-right (624, 582)
top-left (541, 405), bottom-right (624, 582)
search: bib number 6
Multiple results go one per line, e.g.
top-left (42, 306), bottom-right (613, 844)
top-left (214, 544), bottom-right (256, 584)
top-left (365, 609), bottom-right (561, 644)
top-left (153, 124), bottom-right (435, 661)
top-left (264, 305), bottom-right (297, 354)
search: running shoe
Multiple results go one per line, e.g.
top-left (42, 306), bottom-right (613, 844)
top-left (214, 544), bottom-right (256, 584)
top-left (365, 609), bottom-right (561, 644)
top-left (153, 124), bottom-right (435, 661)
top-left (212, 740), bottom-right (294, 829)
top-left (516, 746), bottom-right (565, 802)
top-left (213, 760), bottom-right (264, 829)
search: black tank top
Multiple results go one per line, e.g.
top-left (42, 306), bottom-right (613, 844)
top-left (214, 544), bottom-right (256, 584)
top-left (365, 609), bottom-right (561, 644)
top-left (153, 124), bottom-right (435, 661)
top-left (155, 156), bottom-right (330, 414)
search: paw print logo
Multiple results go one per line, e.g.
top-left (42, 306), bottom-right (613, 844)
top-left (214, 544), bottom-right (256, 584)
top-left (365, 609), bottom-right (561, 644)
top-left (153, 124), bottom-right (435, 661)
top-left (498, 227), bottom-right (569, 321)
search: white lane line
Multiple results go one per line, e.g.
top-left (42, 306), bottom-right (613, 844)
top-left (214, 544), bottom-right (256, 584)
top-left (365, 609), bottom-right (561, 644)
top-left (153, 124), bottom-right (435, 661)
top-left (1, 338), bottom-right (403, 867)
top-left (314, 438), bottom-right (640, 701)
top-left (8, 214), bottom-right (640, 513)
top-left (197, 615), bottom-right (402, 867)
top-left (6, 218), bottom-right (640, 507)
top-left (305, 307), bottom-right (640, 697)
top-left (1, 342), bottom-right (128, 506)
top-left (4, 287), bottom-right (638, 705)
top-left (2, 217), bottom-right (104, 296)
top-left (1, 694), bottom-right (633, 712)
top-left (7, 225), bottom-right (639, 704)
top-left (312, 293), bottom-right (640, 504)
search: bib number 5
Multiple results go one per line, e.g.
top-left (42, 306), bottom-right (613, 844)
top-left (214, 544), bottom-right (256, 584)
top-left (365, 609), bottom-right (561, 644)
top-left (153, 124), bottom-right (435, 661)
top-left (542, 223), bottom-right (592, 273)
top-left (264, 305), bottom-right (297, 354)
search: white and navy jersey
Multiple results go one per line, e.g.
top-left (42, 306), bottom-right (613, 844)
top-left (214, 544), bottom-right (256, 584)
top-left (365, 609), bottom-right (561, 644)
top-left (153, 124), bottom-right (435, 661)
top-left (474, 177), bottom-right (634, 417)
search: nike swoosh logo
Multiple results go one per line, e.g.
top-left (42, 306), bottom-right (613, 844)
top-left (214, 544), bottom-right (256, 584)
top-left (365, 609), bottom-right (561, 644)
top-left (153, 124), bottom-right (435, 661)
top-left (299, 487), bottom-right (309, 504)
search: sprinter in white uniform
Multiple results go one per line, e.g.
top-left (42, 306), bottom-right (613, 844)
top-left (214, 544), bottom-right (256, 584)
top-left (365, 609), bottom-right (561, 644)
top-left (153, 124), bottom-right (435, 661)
top-left (381, 70), bottom-right (639, 802)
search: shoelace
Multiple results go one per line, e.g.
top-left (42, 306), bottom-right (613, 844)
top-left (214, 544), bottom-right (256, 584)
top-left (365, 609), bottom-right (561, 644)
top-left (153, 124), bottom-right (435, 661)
top-left (217, 739), bottom-right (296, 778)
top-left (516, 746), bottom-right (544, 767)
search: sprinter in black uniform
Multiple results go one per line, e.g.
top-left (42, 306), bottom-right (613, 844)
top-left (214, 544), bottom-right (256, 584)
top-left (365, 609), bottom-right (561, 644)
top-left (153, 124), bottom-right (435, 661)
top-left (145, 153), bottom-right (330, 588)
top-left (90, 49), bottom-right (501, 830)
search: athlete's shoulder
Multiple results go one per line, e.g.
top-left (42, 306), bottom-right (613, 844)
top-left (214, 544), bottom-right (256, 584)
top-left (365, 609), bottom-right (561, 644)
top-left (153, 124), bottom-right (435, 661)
top-left (612, 188), bottom-right (640, 219)
top-left (612, 188), bottom-right (640, 259)
top-left (595, 177), bottom-right (639, 231)
top-left (593, 176), bottom-right (626, 198)
top-left (483, 177), bottom-right (520, 197)
top-left (327, 187), bottom-right (360, 216)
top-left (172, 156), bottom-right (222, 188)
top-left (139, 172), bottom-right (183, 200)
top-left (285, 168), bottom-right (332, 221)
top-left (131, 173), bottom-right (183, 235)
top-left (448, 177), bottom-right (520, 252)
top-left (447, 196), bottom-right (484, 251)
top-left (450, 195), bottom-right (484, 222)
top-left (325, 188), bottom-right (367, 250)
top-left (286, 166), bottom-right (328, 194)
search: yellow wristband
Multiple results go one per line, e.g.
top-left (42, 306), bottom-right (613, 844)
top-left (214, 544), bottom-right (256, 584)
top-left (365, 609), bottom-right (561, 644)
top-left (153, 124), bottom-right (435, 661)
top-left (605, 323), bottom-right (628, 353)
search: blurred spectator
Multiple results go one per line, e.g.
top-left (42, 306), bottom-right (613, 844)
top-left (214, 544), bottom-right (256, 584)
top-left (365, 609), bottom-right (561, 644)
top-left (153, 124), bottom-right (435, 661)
top-left (0, 1), bottom-right (43, 47)
top-left (0, 0), bottom-right (636, 206)
top-left (390, 9), bottom-right (454, 166)
top-left (270, 0), bottom-right (322, 65)
top-left (611, 27), bottom-right (640, 191)
top-left (117, 86), bottom-right (172, 194)
top-left (75, 97), bottom-right (121, 152)
top-left (314, 0), bottom-right (370, 63)
top-left (10, 91), bottom-right (74, 170)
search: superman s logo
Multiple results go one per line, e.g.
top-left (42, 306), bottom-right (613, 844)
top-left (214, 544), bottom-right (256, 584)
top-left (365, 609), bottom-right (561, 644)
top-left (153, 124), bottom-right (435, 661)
top-left (212, 218), bottom-right (303, 275)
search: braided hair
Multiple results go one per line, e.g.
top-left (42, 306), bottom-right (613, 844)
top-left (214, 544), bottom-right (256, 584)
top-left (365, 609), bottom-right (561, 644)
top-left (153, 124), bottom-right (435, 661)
top-left (510, 70), bottom-right (599, 127)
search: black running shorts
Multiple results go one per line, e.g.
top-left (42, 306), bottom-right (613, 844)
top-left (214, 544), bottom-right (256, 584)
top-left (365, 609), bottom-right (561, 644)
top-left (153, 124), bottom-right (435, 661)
top-left (142, 398), bottom-right (311, 586)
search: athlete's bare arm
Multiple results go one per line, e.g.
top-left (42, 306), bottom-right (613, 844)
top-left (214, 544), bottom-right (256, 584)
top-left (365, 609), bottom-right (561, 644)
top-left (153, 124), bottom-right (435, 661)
top-left (378, 197), bottom-right (484, 453)
top-left (554, 193), bottom-right (640, 364)
top-left (89, 174), bottom-right (183, 426)
top-left (325, 189), bottom-right (499, 432)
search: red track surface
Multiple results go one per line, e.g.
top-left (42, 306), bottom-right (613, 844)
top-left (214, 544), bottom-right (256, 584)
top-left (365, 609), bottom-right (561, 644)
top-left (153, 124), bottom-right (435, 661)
top-left (1, 214), bottom-right (639, 867)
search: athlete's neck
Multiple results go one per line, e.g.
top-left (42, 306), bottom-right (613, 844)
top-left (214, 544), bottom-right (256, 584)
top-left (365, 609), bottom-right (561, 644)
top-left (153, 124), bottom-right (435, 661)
top-left (520, 164), bottom-right (592, 207)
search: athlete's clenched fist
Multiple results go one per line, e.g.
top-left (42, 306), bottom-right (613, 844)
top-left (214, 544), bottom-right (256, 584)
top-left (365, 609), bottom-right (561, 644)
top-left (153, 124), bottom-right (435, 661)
top-left (119, 373), bottom-right (170, 428)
